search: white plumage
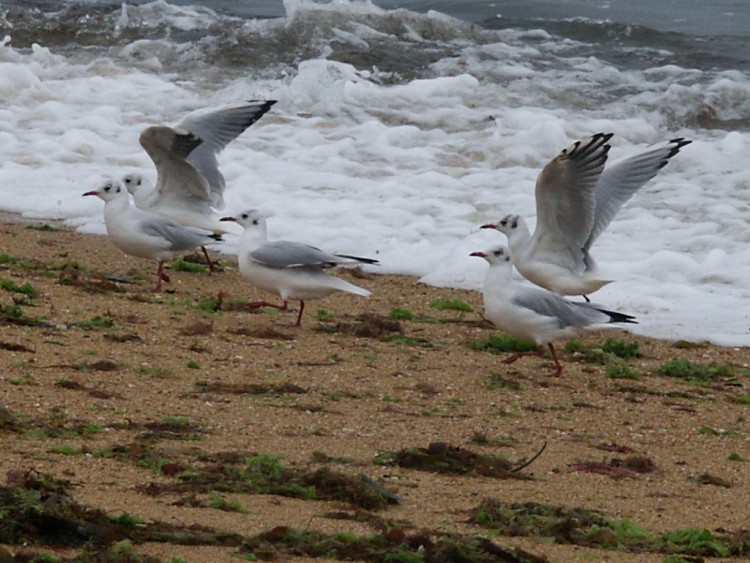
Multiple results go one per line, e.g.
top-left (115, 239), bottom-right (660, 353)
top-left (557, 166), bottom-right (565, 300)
top-left (483, 134), bottom-right (691, 297)
top-left (221, 209), bottom-right (378, 326)
top-left (121, 100), bottom-right (276, 267)
top-left (472, 245), bottom-right (636, 376)
top-left (83, 179), bottom-right (220, 291)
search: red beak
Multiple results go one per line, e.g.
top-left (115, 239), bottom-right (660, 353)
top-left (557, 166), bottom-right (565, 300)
top-left (470, 251), bottom-right (486, 258)
top-left (82, 191), bottom-right (98, 197)
top-left (479, 223), bottom-right (496, 229)
top-left (219, 217), bottom-right (236, 222)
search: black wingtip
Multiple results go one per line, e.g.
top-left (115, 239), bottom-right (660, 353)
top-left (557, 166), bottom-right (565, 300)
top-left (658, 137), bottom-right (693, 169)
top-left (241, 100), bottom-right (277, 129)
top-left (565, 132), bottom-right (613, 166)
top-left (209, 233), bottom-right (223, 242)
top-left (172, 130), bottom-right (203, 158)
top-left (598, 308), bottom-right (638, 325)
top-left (335, 254), bottom-right (380, 265)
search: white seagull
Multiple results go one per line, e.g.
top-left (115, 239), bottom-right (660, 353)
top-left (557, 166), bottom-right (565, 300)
top-left (482, 134), bottom-right (691, 298)
top-left (220, 209), bottom-right (378, 326)
top-left (471, 246), bottom-right (637, 377)
top-left (122, 100), bottom-right (276, 268)
top-left (83, 179), bottom-right (222, 291)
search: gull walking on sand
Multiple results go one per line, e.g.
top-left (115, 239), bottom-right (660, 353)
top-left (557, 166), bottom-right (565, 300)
top-left (122, 100), bottom-right (277, 268)
top-left (471, 246), bottom-right (637, 377)
top-left (220, 210), bottom-right (378, 326)
top-left (482, 134), bottom-right (691, 298)
top-left (83, 179), bottom-right (222, 291)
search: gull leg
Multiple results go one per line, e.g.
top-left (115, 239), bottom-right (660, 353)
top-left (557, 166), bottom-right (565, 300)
top-left (548, 343), bottom-right (564, 377)
top-left (503, 345), bottom-right (563, 377)
top-left (503, 348), bottom-right (545, 364)
top-left (248, 300), bottom-right (304, 326)
top-left (200, 245), bottom-right (221, 273)
top-left (293, 301), bottom-right (306, 327)
top-left (154, 260), bottom-right (169, 291)
top-left (249, 300), bottom-right (289, 312)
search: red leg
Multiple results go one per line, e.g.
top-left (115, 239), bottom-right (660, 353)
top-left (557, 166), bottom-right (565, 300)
top-left (200, 245), bottom-right (220, 273)
top-left (249, 300), bottom-right (304, 326)
top-left (293, 301), bottom-right (305, 327)
top-left (249, 300), bottom-right (288, 312)
top-left (503, 348), bottom-right (544, 365)
top-left (548, 343), bottom-right (564, 377)
top-left (154, 260), bottom-right (167, 291)
top-left (503, 345), bottom-right (564, 377)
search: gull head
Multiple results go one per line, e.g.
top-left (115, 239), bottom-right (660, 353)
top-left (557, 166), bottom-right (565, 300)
top-left (122, 173), bottom-right (145, 195)
top-left (219, 209), bottom-right (268, 230)
top-left (481, 214), bottom-right (521, 237)
top-left (470, 246), bottom-right (512, 266)
top-left (82, 179), bottom-right (127, 202)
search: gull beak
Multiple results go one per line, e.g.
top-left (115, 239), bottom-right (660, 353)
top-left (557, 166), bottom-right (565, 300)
top-left (479, 223), bottom-right (497, 229)
top-left (82, 191), bottom-right (98, 197)
top-left (469, 251), bottom-right (486, 258)
top-left (219, 216), bottom-right (236, 222)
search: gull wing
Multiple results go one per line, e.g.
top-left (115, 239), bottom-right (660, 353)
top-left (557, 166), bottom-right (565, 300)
top-left (584, 138), bottom-right (691, 252)
top-left (529, 133), bottom-right (612, 270)
top-left (513, 288), bottom-right (611, 329)
top-left (138, 214), bottom-right (212, 251)
top-left (250, 241), bottom-right (345, 270)
top-left (178, 100), bottom-right (277, 208)
top-left (139, 125), bottom-right (214, 208)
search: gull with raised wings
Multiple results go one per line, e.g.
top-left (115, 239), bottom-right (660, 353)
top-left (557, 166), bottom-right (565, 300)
top-left (482, 134), bottom-right (691, 297)
top-left (122, 100), bottom-right (276, 268)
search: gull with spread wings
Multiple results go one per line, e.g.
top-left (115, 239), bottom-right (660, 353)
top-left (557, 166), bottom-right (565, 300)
top-left (482, 134), bottom-right (691, 298)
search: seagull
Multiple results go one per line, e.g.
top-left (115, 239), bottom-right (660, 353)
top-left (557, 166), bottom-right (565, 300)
top-left (83, 179), bottom-right (222, 291)
top-left (482, 134), bottom-right (691, 298)
top-left (122, 100), bottom-right (277, 268)
top-left (220, 210), bottom-right (378, 326)
top-left (471, 246), bottom-right (637, 377)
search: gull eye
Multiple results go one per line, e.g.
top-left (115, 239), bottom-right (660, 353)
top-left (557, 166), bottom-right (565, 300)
top-left (241, 213), bottom-right (248, 220)
top-left (103, 184), bottom-right (111, 192)
top-left (493, 249), bottom-right (504, 257)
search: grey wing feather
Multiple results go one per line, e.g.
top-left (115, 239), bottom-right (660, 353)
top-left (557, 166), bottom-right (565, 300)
top-left (514, 289), bottom-right (610, 329)
top-left (532, 133), bottom-right (613, 259)
top-left (250, 241), bottom-right (342, 269)
top-left (584, 138), bottom-right (691, 251)
top-left (178, 100), bottom-right (277, 207)
top-left (140, 126), bottom-right (214, 205)
top-left (140, 216), bottom-right (210, 251)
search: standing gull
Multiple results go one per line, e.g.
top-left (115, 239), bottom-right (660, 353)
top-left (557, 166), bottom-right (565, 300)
top-left (482, 134), bottom-right (691, 297)
top-left (123, 100), bottom-right (276, 267)
top-left (220, 210), bottom-right (378, 326)
top-left (83, 179), bottom-right (221, 291)
top-left (471, 246), bottom-right (636, 377)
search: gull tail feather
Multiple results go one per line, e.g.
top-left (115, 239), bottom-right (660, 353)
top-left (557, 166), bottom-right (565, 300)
top-left (331, 277), bottom-right (372, 297)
